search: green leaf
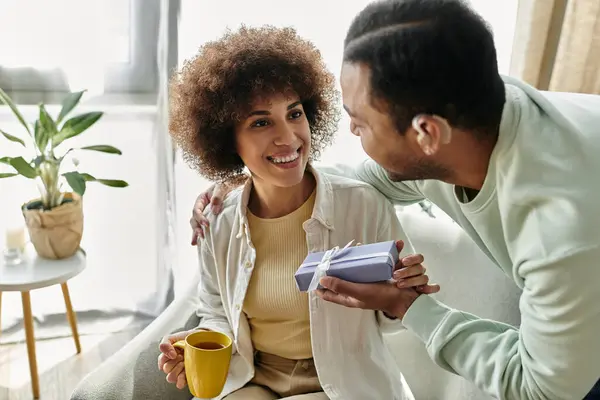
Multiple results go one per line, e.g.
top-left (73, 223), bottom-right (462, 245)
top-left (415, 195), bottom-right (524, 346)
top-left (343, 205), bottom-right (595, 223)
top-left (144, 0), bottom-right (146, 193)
top-left (38, 104), bottom-right (57, 151)
top-left (0, 173), bottom-right (17, 179)
top-left (79, 145), bottom-right (122, 155)
top-left (78, 172), bottom-right (128, 188)
top-left (0, 156), bottom-right (11, 165)
top-left (79, 172), bottom-right (96, 181)
top-left (53, 112), bottom-right (103, 147)
top-left (0, 129), bottom-right (25, 146)
top-left (63, 171), bottom-right (87, 196)
top-left (0, 87), bottom-right (31, 136)
top-left (95, 179), bottom-right (128, 188)
top-left (34, 121), bottom-right (48, 153)
top-left (34, 119), bottom-right (41, 144)
top-left (57, 91), bottom-right (85, 125)
top-left (9, 156), bottom-right (37, 179)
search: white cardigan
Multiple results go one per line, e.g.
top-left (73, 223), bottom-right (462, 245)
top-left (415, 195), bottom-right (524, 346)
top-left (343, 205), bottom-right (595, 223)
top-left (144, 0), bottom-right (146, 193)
top-left (195, 167), bottom-right (415, 400)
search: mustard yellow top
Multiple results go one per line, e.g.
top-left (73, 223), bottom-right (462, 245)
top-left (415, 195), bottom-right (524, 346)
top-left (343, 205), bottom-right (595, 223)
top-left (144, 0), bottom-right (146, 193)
top-left (243, 190), bottom-right (316, 360)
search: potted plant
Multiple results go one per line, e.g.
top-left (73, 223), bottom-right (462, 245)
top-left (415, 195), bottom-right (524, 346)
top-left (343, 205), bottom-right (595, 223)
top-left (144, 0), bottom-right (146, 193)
top-left (0, 88), bottom-right (128, 259)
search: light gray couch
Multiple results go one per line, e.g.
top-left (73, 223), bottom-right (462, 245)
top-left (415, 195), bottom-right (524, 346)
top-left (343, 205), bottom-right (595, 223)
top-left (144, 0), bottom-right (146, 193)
top-left (71, 209), bottom-right (522, 399)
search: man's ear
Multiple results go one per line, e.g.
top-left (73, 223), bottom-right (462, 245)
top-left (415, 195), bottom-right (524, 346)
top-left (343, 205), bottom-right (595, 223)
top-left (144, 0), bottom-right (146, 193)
top-left (411, 114), bottom-right (452, 155)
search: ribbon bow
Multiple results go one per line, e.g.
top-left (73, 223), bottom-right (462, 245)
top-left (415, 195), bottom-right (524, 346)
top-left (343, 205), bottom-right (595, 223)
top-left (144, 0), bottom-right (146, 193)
top-left (306, 240), bottom-right (355, 291)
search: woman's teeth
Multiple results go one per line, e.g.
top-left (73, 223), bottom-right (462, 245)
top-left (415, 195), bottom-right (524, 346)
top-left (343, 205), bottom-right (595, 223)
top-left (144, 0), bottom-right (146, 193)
top-left (269, 150), bottom-right (300, 164)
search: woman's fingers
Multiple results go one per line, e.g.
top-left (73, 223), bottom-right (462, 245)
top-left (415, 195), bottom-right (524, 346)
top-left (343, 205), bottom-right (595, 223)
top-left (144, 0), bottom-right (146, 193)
top-left (162, 356), bottom-right (183, 375)
top-left (157, 353), bottom-right (170, 371)
top-left (166, 360), bottom-right (185, 384)
top-left (176, 371), bottom-right (188, 389)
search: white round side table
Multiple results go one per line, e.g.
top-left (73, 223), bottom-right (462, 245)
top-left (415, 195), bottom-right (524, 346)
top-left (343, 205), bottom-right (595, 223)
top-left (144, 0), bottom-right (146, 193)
top-left (0, 245), bottom-right (86, 399)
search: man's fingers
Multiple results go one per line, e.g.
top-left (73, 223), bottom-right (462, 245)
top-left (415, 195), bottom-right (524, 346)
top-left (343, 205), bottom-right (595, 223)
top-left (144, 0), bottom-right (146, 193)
top-left (393, 264), bottom-right (426, 280)
top-left (401, 253), bottom-right (424, 266)
top-left (210, 198), bottom-right (222, 214)
top-left (395, 240), bottom-right (405, 254)
top-left (191, 192), bottom-right (211, 245)
top-left (192, 192), bottom-right (209, 219)
top-left (417, 284), bottom-right (441, 294)
top-left (189, 218), bottom-right (206, 245)
top-left (319, 276), bottom-right (375, 301)
top-left (189, 215), bottom-right (200, 231)
top-left (191, 231), bottom-right (197, 246)
top-left (315, 288), bottom-right (364, 308)
top-left (211, 185), bottom-right (228, 214)
top-left (396, 274), bottom-right (429, 289)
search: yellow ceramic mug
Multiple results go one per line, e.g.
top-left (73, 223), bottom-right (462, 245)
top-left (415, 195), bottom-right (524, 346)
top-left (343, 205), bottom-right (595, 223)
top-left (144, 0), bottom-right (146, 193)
top-left (173, 330), bottom-right (233, 398)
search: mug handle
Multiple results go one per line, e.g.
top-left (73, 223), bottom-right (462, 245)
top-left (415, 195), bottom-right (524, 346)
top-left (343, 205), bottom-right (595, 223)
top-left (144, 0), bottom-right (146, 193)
top-left (173, 340), bottom-right (186, 350)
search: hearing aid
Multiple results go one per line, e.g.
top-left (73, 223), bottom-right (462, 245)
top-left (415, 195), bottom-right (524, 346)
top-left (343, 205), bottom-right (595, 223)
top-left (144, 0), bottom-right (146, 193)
top-left (412, 115), bottom-right (452, 155)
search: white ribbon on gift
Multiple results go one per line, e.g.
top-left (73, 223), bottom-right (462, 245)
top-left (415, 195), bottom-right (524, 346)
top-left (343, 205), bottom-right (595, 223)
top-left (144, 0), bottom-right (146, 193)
top-left (306, 240), bottom-right (395, 291)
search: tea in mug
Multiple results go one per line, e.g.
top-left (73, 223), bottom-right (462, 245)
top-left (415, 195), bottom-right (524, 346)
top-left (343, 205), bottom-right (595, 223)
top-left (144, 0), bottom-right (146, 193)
top-left (194, 341), bottom-right (225, 350)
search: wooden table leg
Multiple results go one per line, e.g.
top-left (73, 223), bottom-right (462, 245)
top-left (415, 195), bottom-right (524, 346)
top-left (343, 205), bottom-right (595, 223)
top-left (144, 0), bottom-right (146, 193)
top-left (61, 282), bottom-right (81, 354)
top-left (21, 291), bottom-right (40, 399)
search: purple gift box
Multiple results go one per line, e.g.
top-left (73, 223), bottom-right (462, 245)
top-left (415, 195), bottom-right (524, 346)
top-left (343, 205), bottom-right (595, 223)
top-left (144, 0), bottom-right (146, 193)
top-left (294, 240), bottom-right (399, 292)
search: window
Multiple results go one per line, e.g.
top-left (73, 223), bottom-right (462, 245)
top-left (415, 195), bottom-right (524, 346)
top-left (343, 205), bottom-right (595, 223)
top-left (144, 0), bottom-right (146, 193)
top-left (0, 0), bottom-right (160, 95)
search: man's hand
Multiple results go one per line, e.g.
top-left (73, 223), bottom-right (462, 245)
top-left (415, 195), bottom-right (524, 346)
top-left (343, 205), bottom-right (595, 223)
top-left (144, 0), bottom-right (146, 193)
top-left (316, 239), bottom-right (439, 318)
top-left (393, 240), bottom-right (440, 295)
top-left (190, 176), bottom-right (247, 245)
top-left (316, 278), bottom-right (421, 319)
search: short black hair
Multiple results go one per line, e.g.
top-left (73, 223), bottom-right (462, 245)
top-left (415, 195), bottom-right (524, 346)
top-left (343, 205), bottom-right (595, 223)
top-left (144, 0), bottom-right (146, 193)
top-left (343, 0), bottom-right (506, 136)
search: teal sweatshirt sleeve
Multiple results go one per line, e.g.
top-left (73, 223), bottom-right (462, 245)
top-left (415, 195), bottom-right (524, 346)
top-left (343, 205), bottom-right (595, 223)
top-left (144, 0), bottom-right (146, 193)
top-left (317, 159), bottom-right (425, 206)
top-left (402, 242), bottom-right (600, 400)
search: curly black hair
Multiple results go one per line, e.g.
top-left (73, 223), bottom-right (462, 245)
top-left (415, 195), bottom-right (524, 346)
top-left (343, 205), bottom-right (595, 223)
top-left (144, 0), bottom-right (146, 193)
top-left (169, 25), bottom-right (340, 182)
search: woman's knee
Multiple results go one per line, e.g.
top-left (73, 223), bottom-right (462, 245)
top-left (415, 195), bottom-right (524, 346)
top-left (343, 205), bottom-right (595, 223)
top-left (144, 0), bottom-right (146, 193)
top-left (223, 384), bottom-right (278, 400)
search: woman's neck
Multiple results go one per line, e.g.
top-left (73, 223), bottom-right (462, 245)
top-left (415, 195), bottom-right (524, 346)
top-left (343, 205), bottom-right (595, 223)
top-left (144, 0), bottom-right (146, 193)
top-left (248, 172), bottom-right (316, 219)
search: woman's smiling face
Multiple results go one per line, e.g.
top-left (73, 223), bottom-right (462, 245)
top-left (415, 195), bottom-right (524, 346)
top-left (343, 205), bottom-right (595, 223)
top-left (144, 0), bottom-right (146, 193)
top-left (234, 93), bottom-right (311, 189)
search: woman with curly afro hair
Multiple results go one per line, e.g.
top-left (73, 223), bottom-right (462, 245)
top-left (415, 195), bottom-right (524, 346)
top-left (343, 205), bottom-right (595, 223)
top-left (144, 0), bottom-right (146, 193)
top-left (160, 26), bottom-right (434, 400)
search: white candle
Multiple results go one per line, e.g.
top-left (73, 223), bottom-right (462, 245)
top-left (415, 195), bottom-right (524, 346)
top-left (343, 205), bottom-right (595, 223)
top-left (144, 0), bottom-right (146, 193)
top-left (6, 226), bottom-right (26, 250)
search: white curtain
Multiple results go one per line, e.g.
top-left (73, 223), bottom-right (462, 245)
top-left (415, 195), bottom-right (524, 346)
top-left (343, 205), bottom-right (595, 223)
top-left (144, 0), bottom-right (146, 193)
top-left (510, 0), bottom-right (600, 94)
top-left (145, 0), bottom-right (181, 317)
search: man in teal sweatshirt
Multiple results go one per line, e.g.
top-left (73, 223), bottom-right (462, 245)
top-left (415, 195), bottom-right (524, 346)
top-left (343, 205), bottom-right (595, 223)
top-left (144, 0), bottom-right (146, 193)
top-left (189, 0), bottom-right (600, 398)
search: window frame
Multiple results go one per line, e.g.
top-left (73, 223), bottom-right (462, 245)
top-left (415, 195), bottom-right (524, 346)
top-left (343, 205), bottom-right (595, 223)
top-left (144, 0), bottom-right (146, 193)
top-left (0, 0), bottom-right (160, 95)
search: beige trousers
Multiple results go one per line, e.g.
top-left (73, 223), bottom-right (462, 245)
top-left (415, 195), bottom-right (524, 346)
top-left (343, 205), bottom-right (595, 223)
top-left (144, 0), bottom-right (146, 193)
top-left (224, 352), bottom-right (328, 399)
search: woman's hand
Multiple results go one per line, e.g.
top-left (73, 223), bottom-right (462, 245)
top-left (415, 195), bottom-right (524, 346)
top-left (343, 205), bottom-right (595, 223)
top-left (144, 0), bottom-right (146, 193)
top-left (158, 330), bottom-right (194, 389)
top-left (393, 240), bottom-right (440, 294)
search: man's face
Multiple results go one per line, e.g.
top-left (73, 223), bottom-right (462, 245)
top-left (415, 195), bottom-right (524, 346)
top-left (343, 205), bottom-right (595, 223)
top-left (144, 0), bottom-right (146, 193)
top-left (340, 61), bottom-right (444, 182)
